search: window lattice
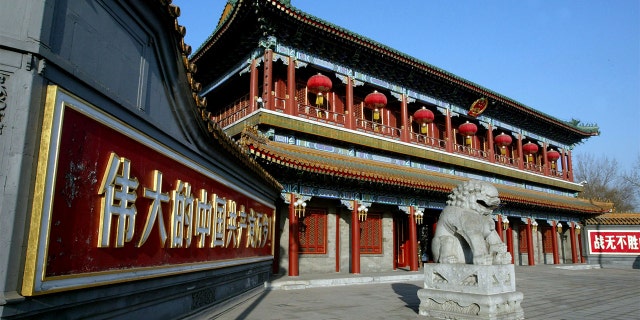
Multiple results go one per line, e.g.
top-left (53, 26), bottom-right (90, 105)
top-left (299, 209), bottom-right (327, 254)
top-left (518, 226), bottom-right (528, 253)
top-left (360, 214), bottom-right (382, 254)
top-left (542, 226), bottom-right (554, 253)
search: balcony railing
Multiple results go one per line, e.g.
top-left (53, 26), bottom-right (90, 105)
top-left (217, 95), bottom-right (251, 128)
top-left (215, 101), bottom-right (567, 180)
top-left (355, 118), bottom-right (401, 138)
top-left (274, 97), bottom-right (287, 113)
top-left (410, 132), bottom-right (446, 150)
top-left (494, 154), bottom-right (518, 168)
top-left (297, 103), bottom-right (346, 126)
top-left (523, 162), bottom-right (543, 173)
top-left (549, 168), bottom-right (564, 178)
top-left (453, 143), bottom-right (488, 160)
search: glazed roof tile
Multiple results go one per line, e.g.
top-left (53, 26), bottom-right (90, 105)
top-left (584, 213), bottom-right (640, 226)
top-left (240, 128), bottom-right (605, 214)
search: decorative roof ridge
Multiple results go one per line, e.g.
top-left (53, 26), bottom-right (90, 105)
top-left (240, 130), bottom-right (605, 213)
top-left (494, 184), bottom-right (605, 213)
top-left (239, 128), bottom-right (460, 191)
top-left (192, 0), bottom-right (246, 61)
top-left (591, 212), bottom-right (640, 218)
top-left (495, 183), bottom-right (592, 205)
top-left (156, 1), bottom-right (282, 192)
top-left (584, 213), bottom-right (640, 225)
top-left (203, 120), bottom-right (283, 191)
top-left (250, 134), bottom-right (464, 183)
top-left (256, 0), bottom-right (598, 137)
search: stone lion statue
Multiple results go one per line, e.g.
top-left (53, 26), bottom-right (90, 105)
top-left (432, 180), bottom-right (511, 265)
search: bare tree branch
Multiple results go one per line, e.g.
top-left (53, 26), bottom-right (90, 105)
top-left (574, 153), bottom-right (638, 212)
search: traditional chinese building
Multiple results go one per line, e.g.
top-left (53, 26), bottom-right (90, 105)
top-left (192, 0), bottom-right (608, 276)
top-left (0, 1), bottom-right (281, 318)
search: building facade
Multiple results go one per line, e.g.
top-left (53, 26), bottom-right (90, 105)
top-left (192, 0), bottom-right (607, 276)
top-left (0, 1), bottom-right (281, 318)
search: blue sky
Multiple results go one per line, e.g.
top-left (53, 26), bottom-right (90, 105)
top-left (174, 0), bottom-right (640, 173)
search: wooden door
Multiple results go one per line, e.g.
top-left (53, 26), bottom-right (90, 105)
top-left (395, 215), bottom-right (409, 267)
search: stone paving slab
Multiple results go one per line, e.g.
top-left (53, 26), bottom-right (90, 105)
top-left (184, 265), bottom-right (640, 320)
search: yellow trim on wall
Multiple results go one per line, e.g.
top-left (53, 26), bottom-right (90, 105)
top-left (22, 85), bottom-right (60, 296)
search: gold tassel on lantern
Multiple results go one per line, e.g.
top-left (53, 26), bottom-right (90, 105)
top-left (315, 92), bottom-right (324, 107)
top-left (421, 123), bottom-right (428, 134)
top-left (465, 135), bottom-right (472, 146)
top-left (373, 108), bottom-right (380, 121)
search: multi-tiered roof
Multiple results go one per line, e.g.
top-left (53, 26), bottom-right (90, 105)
top-left (192, 0), bottom-right (605, 215)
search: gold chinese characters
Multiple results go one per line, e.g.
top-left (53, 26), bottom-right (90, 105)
top-left (97, 152), bottom-right (271, 249)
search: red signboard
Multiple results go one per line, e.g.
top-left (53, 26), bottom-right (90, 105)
top-left (587, 230), bottom-right (640, 255)
top-left (23, 86), bottom-right (275, 295)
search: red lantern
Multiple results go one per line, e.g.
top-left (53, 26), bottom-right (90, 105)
top-left (458, 121), bottom-right (477, 145)
top-left (522, 142), bottom-right (539, 154)
top-left (494, 132), bottom-right (512, 155)
top-left (307, 73), bottom-right (332, 107)
top-left (414, 107), bottom-right (435, 134)
top-left (546, 149), bottom-right (560, 161)
top-left (547, 149), bottom-right (561, 169)
top-left (365, 90), bottom-right (387, 121)
top-left (522, 142), bottom-right (539, 163)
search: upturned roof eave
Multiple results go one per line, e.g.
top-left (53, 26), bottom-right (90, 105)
top-left (192, 0), bottom-right (599, 142)
top-left (240, 127), bottom-right (606, 215)
top-left (276, 1), bottom-right (599, 138)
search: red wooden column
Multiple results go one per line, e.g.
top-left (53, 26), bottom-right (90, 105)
top-left (392, 217), bottom-right (398, 270)
top-left (517, 134), bottom-right (524, 170)
top-left (578, 229), bottom-right (585, 263)
top-left (567, 150), bottom-right (574, 182)
top-left (506, 222), bottom-right (514, 264)
top-left (346, 77), bottom-right (355, 130)
top-left (487, 124), bottom-right (495, 163)
top-left (430, 220), bottom-right (438, 263)
top-left (570, 222), bottom-right (578, 263)
top-left (351, 200), bottom-right (361, 274)
top-left (445, 109), bottom-right (453, 153)
top-left (335, 214), bottom-right (340, 272)
top-left (552, 220), bottom-right (560, 264)
top-left (262, 49), bottom-right (274, 110)
top-left (288, 193), bottom-right (299, 276)
top-left (249, 59), bottom-right (259, 113)
top-left (542, 143), bottom-right (550, 176)
top-left (400, 94), bottom-right (410, 143)
top-left (496, 215), bottom-right (504, 242)
top-left (408, 207), bottom-right (419, 271)
top-left (561, 149), bottom-right (569, 180)
top-left (526, 218), bottom-right (535, 266)
top-left (286, 56), bottom-right (296, 116)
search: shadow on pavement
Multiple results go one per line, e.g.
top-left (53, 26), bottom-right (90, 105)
top-left (391, 282), bottom-right (422, 313)
top-left (214, 289), bottom-right (272, 320)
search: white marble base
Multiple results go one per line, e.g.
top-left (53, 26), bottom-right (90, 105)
top-left (418, 264), bottom-right (524, 319)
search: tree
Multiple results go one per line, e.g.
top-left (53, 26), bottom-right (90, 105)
top-left (574, 153), bottom-right (638, 213)
top-left (622, 154), bottom-right (640, 205)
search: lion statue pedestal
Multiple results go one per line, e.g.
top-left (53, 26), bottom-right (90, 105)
top-left (418, 264), bottom-right (524, 319)
top-left (418, 180), bottom-right (524, 319)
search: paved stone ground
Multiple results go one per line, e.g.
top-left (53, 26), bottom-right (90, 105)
top-left (185, 265), bottom-right (639, 320)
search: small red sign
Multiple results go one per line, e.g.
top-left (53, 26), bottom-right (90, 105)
top-left (468, 97), bottom-right (488, 117)
top-left (588, 230), bottom-right (640, 255)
